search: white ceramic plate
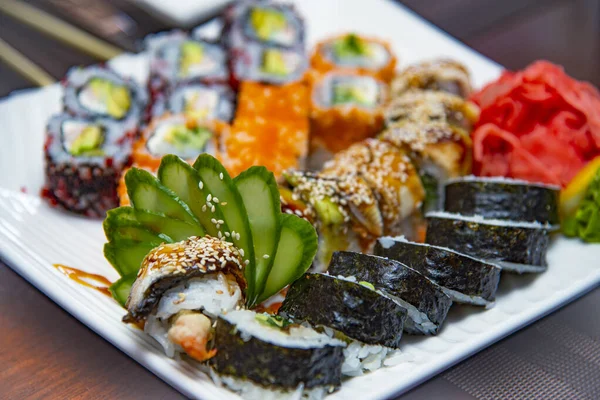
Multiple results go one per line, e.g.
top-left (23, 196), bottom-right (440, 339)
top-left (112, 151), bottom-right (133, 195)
top-left (1, 1), bottom-right (599, 399)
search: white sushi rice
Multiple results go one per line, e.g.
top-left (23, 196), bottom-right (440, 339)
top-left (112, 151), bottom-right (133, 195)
top-left (144, 273), bottom-right (242, 357)
top-left (445, 174), bottom-right (561, 190)
top-left (425, 211), bottom-right (554, 229)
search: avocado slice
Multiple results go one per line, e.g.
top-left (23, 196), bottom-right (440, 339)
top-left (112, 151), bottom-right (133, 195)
top-left (250, 7), bottom-right (286, 41)
top-left (179, 41), bottom-right (204, 77)
top-left (234, 166), bottom-right (281, 305)
top-left (193, 154), bottom-right (255, 299)
top-left (332, 33), bottom-right (371, 59)
top-left (103, 240), bottom-right (157, 277)
top-left (125, 168), bottom-right (204, 230)
top-left (88, 77), bottom-right (131, 119)
top-left (157, 155), bottom-right (230, 237)
top-left (256, 214), bottom-right (318, 303)
top-left (166, 126), bottom-right (212, 152)
top-left (332, 83), bottom-right (372, 106)
top-left (70, 125), bottom-right (104, 156)
top-left (261, 49), bottom-right (288, 76)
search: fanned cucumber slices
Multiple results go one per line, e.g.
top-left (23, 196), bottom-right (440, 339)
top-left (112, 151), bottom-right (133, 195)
top-left (103, 154), bottom-right (318, 308)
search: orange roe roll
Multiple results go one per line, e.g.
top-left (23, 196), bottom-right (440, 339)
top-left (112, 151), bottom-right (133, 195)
top-left (310, 33), bottom-right (397, 84)
top-left (308, 71), bottom-right (387, 169)
top-left (235, 81), bottom-right (310, 121)
top-left (132, 113), bottom-right (227, 171)
top-left (221, 116), bottom-right (309, 179)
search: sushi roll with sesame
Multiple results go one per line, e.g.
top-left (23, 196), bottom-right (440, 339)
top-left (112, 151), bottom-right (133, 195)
top-left (329, 251), bottom-right (452, 335)
top-left (310, 33), bottom-right (397, 83)
top-left (321, 139), bottom-right (425, 237)
top-left (230, 43), bottom-right (308, 86)
top-left (63, 65), bottom-right (147, 132)
top-left (284, 171), bottom-right (383, 271)
top-left (391, 59), bottom-right (472, 98)
top-left (374, 237), bottom-right (501, 306)
top-left (151, 83), bottom-right (235, 123)
top-left (132, 114), bottom-right (225, 171)
top-left (42, 113), bottom-right (134, 217)
top-left (123, 236), bottom-right (247, 361)
top-left (145, 31), bottom-right (229, 98)
top-left (309, 71), bottom-right (387, 168)
top-left (210, 309), bottom-right (344, 398)
top-left (223, 1), bottom-right (305, 49)
top-left (443, 176), bottom-right (560, 226)
top-left (425, 212), bottom-right (553, 273)
top-left (380, 90), bottom-right (479, 211)
top-left (279, 273), bottom-right (407, 374)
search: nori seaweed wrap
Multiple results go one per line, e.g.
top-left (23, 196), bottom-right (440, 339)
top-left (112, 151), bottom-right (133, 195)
top-left (374, 237), bottom-right (501, 305)
top-left (279, 273), bottom-right (407, 348)
top-left (328, 251), bottom-right (452, 335)
top-left (425, 212), bottom-right (552, 273)
top-left (444, 176), bottom-right (560, 226)
top-left (210, 310), bottom-right (344, 392)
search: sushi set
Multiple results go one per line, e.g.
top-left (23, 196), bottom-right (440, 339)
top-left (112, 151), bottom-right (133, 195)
top-left (1, 0), bottom-right (600, 399)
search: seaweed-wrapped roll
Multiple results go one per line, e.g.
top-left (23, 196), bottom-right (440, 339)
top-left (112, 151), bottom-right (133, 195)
top-left (223, 1), bottom-right (305, 49)
top-left (444, 176), bottom-right (560, 226)
top-left (374, 237), bottom-right (501, 305)
top-left (145, 31), bottom-right (229, 97)
top-left (280, 273), bottom-right (407, 347)
top-left (329, 251), bottom-right (452, 334)
top-left (42, 113), bottom-right (134, 217)
top-left (132, 114), bottom-right (225, 171)
top-left (150, 83), bottom-right (235, 123)
top-left (310, 33), bottom-right (397, 83)
top-left (425, 212), bottom-right (552, 273)
top-left (124, 236), bottom-right (246, 361)
top-left (211, 310), bottom-right (344, 398)
top-left (309, 71), bottom-right (387, 168)
top-left (391, 59), bottom-right (472, 98)
top-left (63, 65), bottom-right (147, 132)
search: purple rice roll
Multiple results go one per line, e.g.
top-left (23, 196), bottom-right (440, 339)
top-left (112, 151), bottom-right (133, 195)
top-left (42, 113), bottom-right (133, 218)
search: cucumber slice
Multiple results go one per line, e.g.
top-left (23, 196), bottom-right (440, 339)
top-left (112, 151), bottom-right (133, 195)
top-left (194, 154), bottom-right (256, 298)
top-left (234, 166), bottom-right (281, 305)
top-left (125, 168), bottom-right (203, 230)
top-left (157, 155), bottom-right (229, 237)
top-left (109, 274), bottom-right (136, 306)
top-left (103, 207), bottom-right (172, 244)
top-left (103, 240), bottom-right (156, 277)
top-left (256, 214), bottom-right (318, 303)
top-left (133, 209), bottom-right (204, 242)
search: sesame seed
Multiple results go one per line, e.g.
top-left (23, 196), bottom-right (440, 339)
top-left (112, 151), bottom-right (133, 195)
top-left (212, 197), bottom-right (219, 203)
top-left (263, 254), bottom-right (270, 259)
top-left (211, 206), bottom-right (216, 213)
top-left (221, 202), bottom-right (227, 206)
top-left (225, 232), bottom-right (230, 237)
top-left (219, 172), bottom-right (224, 180)
top-left (202, 205), bottom-right (207, 212)
top-left (198, 181), bottom-right (204, 190)
top-left (211, 218), bottom-right (218, 224)
top-left (207, 194), bottom-right (212, 202)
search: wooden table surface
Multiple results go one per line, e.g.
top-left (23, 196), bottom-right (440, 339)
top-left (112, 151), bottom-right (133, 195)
top-left (1, 1), bottom-right (599, 399)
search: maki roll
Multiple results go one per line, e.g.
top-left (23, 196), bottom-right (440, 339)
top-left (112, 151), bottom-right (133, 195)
top-left (284, 171), bottom-right (383, 271)
top-left (145, 31), bottom-right (228, 97)
top-left (374, 237), bottom-right (501, 306)
top-left (310, 33), bottom-right (397, 83)
top-left (309, 71), bottom-right (387, 168)
top-left (63, 65), bottom-right (147, 131)
top-left (221, 116), bottom-right (309, 179)
top-left (224, 1), bottom-right (305, 49)
top-left (151, 83), bottom-right (235, 123)
top-left (124, 236), bottom-right (246, 361)
top-left (425, 212), bottom-right (552, 273)
top-left (210, 310), bottom-right (344, 397)
top-left (321, 138), bottom-right (425, 237)
top-left (230, 43), bottom-right (308, 86)
top-left (132, 114), bottom-right (224, 171)
top-left (380, 90), bottom-right (478, 211)
top-left (280, 273), bottom-right (407, 348)
top-left (391, 59), bottom-right (472, 98)
top-left (444, 176), bottom-right (560, 226)
top-left (42, 113), bottom-right (134, 217)
top-left (329, 251), bottom-right (452, 335)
